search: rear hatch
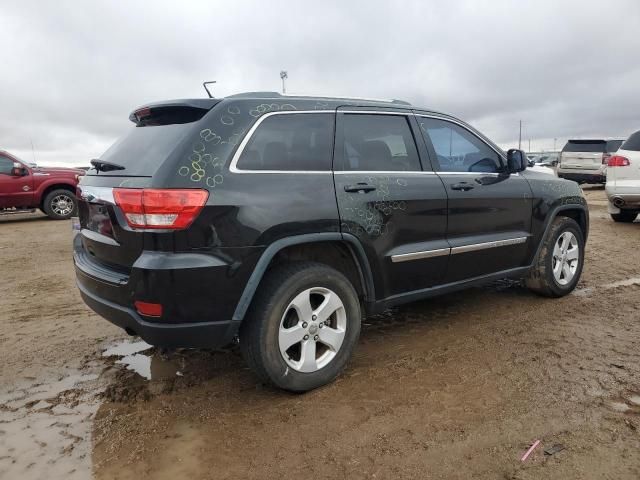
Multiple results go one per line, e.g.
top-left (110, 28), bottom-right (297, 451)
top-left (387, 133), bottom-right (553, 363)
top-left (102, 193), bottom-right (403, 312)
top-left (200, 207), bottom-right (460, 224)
top-left (560, 140), bottom-right (606, 170)
top-left (77, 100), bottom-right (218, 273)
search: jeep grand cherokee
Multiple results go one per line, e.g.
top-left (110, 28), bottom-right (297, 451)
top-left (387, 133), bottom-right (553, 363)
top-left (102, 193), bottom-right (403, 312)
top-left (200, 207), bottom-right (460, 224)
top-left (74, 92), bottom-right (588, 392)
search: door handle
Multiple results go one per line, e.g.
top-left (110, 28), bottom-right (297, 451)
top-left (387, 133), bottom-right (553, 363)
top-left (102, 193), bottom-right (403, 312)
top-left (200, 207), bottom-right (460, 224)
top-left (344, 183), bottom-right (377, 193)
top-left (450, 182), bottom-right (474, 191)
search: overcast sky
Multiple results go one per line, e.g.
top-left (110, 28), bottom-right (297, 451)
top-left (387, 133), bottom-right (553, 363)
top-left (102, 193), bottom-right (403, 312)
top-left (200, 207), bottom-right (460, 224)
top-left (2, 0), bottom-right (640, 166)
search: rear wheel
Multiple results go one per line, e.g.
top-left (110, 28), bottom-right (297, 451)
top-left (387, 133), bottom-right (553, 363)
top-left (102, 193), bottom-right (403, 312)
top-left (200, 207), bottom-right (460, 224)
top-left (43, 189), bottom-right (77, 220)
top-left (611, 211), bottom-right (638, 223)
top-left (526, 217), bottom-right (584, 297)
top-left (240, 262), bottom-right (361, 392)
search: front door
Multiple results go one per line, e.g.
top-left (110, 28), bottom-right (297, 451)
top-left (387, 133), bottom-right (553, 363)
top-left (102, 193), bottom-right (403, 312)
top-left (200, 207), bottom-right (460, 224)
top-left (0, 156), bottom-right (33, 208)
top-left (333, 109), bottom-right (449, 300)
top-left (417, 115), bottom-right (533, 283)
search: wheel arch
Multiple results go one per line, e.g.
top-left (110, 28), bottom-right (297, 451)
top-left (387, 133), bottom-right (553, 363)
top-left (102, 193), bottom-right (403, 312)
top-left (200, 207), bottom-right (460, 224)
top-left (532, 204), bottom-right (589, 264)
top-left (232, 233), bottom-right (375, 323)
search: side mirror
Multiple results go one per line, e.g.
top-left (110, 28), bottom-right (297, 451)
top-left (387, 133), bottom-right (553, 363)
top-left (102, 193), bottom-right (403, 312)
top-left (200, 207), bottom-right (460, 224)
top-left (506, 149), bottom-right (527, 173)
top-left (11, 162), bottom-right (27, 176)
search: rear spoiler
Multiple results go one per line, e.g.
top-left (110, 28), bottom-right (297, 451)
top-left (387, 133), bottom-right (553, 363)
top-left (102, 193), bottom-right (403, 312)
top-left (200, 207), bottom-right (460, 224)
top-left (129, 99), bottom-right (220, 126)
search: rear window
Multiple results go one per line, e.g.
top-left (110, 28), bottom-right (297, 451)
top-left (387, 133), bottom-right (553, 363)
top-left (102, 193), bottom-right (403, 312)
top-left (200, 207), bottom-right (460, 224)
top-left (621, 132), bottom-right (640, 151)
top-left (90, 123), bottom-right (196, 176)
top-left (236, 113), bottom-right (334, 171)
top-left (562, 140), bottom-right (606, 153)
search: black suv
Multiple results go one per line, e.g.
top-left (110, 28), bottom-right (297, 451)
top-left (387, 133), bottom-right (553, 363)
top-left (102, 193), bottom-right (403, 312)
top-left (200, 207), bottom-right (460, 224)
top-left (74, 92), bottom-right (588, 391)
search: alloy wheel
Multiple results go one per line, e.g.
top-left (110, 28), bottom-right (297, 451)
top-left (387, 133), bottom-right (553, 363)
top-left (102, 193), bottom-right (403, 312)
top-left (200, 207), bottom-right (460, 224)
top-left (278, 287), bottom-right (347, 373)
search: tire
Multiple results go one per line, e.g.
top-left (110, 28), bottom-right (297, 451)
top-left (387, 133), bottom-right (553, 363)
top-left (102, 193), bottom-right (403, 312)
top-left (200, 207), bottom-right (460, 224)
top-left (43, 189), bottom-right (77, 220)
top-left (240, 262), bottom-right (361, 392)
top-left (611, 211), bottom-right (637, 223)
top-left (526, 217), bottom-right (584, 298)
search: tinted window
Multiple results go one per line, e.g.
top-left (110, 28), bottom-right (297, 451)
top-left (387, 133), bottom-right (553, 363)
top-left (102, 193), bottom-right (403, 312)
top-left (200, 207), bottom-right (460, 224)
top-left (419, 118), bottom-right (502, 173)
top-left (237, 113), bottom-right (334, 171)
top-left (95, 123), bottom-right (196, 176)
top-left (341, 114), bottom-right (421, 171)
top-left (606, 140), bottom-right (623, 153)
top-left (621, 131), bottom-right (640, 152)
top-left (562, 140), bottom-right (606, 153)
top-left (0, 156), bottom-right (13, 175)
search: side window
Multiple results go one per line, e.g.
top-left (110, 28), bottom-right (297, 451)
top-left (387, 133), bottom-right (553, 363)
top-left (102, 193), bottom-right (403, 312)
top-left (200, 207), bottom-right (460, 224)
top-left (419, 118), bottom-right (503, 173)
top-left (341, 114), bottom-right (421, 171)
top-left (0, 156), bottom-right (13, 175)
top-left (236, 113), bottom-right (334, 171)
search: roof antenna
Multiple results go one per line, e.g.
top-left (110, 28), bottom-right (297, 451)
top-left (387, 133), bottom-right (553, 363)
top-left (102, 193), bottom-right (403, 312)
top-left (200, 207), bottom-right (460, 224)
top-left (203, 80), bottom-right (217, 98)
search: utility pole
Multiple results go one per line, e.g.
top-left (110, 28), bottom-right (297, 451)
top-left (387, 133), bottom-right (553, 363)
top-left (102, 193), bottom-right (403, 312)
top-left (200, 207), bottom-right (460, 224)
top-left (528, 138), bottom-right (531, 152)
top-left (554, 138), bottom-right (557, 151)
top-left (30, 138), bottom-right (36, 164)
top-left (518, 120), bottom-right (522, 150)
top-left (280, 71), bottom-right (288, 94)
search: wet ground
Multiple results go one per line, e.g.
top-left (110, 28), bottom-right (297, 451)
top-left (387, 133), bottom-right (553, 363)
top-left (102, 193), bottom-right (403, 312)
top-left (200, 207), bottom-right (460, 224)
top-left (1, 187), bottom-right (639, 479)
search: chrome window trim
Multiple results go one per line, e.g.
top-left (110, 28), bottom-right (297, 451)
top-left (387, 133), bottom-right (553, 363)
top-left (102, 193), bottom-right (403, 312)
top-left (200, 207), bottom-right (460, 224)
top-left (415, 113), bottom-right (507, 172)
top-left (391, 248), bottom-right (450, 263)
top-left (229, 110), bottom-right (335, 174)
top-left (390, 236), bottom-right (528, 263)
top-left (450, 236), bottom-right (527, 255)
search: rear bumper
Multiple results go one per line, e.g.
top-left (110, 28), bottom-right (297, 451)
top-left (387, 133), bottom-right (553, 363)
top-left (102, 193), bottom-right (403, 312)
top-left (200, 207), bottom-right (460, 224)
top-left (557, 172), bottom-right (606, 184)
top-left (76, 276), bottom-right (238, 348)
top-left (73, 235), bottom-right (262, 348)
top-left (605, 188), bottom-right (640, 210)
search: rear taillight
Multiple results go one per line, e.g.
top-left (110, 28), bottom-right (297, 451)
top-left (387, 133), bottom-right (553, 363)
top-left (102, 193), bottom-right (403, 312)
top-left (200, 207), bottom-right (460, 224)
top-left (602, 153), bottom-right (611, 165)
top-left (607, 155), bottom-right (630, 167)
top-left (113, 188), bottom-right (209, 229)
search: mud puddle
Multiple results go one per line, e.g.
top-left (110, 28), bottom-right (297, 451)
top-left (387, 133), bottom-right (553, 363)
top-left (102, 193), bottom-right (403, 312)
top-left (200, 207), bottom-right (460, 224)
top-left (0, 366), bottom-right (103, 480)
top-left (102, 339), bottom-right (191, 381)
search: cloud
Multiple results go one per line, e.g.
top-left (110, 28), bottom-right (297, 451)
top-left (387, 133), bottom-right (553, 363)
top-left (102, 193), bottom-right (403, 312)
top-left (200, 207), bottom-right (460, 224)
top-left (2, 0), bottom-right (639, 165)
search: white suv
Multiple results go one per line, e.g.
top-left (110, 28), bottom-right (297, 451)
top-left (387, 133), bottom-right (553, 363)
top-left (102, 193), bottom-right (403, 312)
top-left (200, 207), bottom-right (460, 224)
top-left (606, 131), bottom-right (640, 223)
top-left (557, 139), bottom-right (624, 184)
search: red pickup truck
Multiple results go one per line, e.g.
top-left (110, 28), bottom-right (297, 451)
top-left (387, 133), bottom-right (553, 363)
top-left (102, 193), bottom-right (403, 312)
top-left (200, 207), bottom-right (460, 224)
top-left (0, 150), bottom-right (84, 220)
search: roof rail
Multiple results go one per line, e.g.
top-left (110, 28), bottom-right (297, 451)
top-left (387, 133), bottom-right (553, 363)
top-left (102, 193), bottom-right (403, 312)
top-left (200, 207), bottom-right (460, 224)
top-left (225, 91), bottom-right (412, 105)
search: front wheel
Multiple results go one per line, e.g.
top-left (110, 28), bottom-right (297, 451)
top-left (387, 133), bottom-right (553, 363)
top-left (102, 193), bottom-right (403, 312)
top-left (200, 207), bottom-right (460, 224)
top-left (526, 217), bottom-right (585, 297)
top-left (240, 262), bottom-right (361, 392)
top-left (43, 189), bottom-right (77, 220)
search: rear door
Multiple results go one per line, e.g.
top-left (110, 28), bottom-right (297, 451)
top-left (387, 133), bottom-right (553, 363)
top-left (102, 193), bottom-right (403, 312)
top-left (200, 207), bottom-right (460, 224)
top-left (333, 108), bottom-right (449, 300)
top-left (0, 155), bottom-right (33, 208)
top-left (560, 140), bottom-right (606, 170)
top-left (417, 115), bottom-right (533, 283)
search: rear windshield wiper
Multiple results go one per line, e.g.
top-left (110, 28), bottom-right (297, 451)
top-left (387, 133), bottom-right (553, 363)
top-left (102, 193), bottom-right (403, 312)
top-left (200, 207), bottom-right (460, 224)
top-left (90, 159), bottom-right (125, 173)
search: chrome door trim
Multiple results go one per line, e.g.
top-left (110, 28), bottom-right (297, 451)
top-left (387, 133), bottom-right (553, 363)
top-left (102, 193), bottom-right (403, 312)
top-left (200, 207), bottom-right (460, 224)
top-left (391, 248), bottom-right (450, 263)
top-left (450, 236), bottom-right (527, 255)
top-left (391, 236), bottom-right (528, 263)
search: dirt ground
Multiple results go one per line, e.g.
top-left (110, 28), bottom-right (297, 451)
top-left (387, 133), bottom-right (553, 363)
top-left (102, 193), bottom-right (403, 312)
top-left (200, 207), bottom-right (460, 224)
top-left (1, 187), bottom-right (639, 480)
